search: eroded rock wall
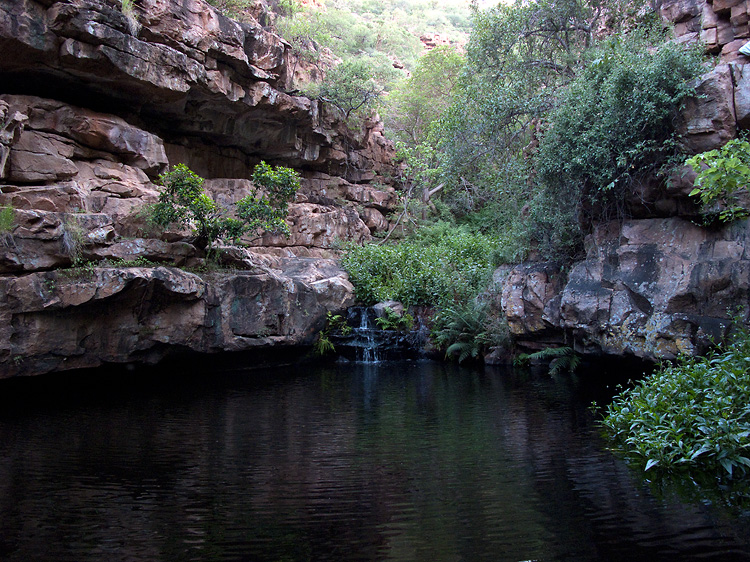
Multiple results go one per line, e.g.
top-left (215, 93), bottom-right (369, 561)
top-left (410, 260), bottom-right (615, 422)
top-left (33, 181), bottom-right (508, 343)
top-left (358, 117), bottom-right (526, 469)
top-left (496, 0), bottom-right (750, 362)
top-left (1, 257), bottom-right (354, 376)
top-left (0, 0), bottom-right (399, 376)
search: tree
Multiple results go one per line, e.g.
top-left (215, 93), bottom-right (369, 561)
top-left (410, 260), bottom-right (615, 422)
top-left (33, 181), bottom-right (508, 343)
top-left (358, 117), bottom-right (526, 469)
top-left (309, 59), bottom-right (388, 121)
top-left (386, 46), bottom-right (464, 146)
top-left (152, 162), bottom-right (299, 259)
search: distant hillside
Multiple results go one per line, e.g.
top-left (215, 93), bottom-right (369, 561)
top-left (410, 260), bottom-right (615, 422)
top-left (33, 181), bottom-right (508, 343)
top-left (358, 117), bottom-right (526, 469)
top-left (274, 0), bottom-right (472, 74)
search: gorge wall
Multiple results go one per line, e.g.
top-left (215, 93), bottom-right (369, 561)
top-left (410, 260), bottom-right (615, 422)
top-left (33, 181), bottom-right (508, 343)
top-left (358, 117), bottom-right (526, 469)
top-left (496, 0), bottom-right (750, 362)
top-left (2, 0), bottom-right (749, 376)
top-left (0, 0), bottom-right (399, 376)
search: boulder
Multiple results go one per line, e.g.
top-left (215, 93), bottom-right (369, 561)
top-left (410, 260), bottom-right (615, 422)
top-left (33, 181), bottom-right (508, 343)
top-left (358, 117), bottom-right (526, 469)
top-left (500, 262), bottom-right (565, 337)
top-left (732, 62), bottom-right (750, 127)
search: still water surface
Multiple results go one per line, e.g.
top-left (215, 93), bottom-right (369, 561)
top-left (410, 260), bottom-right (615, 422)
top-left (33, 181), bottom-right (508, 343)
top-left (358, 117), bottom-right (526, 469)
top-left (1, 360), bottom-right (749, 561)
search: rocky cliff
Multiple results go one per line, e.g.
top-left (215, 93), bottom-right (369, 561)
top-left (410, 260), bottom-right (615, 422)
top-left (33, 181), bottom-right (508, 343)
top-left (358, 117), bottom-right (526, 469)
top-left (0, 0), bottom-right (399, 376)
top-left (496, 0), bottom-right (750, 362)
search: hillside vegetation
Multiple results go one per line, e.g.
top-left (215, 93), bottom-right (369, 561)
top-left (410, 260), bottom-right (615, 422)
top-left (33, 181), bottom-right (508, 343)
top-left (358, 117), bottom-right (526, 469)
top-left (206, 0), bottom-right (706, 361)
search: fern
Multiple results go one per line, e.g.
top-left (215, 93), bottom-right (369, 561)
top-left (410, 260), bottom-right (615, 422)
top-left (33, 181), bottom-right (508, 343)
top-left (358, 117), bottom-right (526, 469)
top-left (433, 302), bottom-right (488, 363)
top-left (516, 346), bottom-right (580, 374)
top-left (313, 331), bottom-right (335, 356)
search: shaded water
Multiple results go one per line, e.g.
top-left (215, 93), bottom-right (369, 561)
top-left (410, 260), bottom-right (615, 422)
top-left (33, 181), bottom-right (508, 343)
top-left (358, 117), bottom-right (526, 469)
top-left (1, 361), bottom-right (749, 561)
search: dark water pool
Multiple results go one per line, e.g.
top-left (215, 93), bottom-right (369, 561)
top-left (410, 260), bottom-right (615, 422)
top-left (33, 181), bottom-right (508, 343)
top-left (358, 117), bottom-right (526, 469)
top-left (1, 360), bottom-right (749, 562)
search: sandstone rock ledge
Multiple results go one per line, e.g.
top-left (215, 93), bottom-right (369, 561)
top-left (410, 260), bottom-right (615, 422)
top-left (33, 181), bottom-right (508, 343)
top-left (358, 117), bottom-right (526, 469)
top-left (499, 217), bottom-right (750, 362)
top-left (0, 258), bottom-right (354, 378)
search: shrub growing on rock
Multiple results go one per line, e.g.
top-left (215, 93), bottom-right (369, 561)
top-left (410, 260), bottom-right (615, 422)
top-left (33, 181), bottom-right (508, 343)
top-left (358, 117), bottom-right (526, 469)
top-left (686, 137), bottom-right (750, 224)
top-left (536, 33), bottom-right (703, 246)
top-left (152, 162), bottom-right (299, 259)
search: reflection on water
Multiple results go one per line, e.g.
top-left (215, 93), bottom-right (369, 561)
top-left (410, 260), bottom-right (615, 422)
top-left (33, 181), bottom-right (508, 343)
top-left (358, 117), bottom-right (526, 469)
top-left (0, 361), bottom-right (749, 562)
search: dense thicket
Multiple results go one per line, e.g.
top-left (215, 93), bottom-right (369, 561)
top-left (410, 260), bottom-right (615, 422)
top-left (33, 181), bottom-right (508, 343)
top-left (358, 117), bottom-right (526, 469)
top-left (399, 3), bottom-right (704, 260)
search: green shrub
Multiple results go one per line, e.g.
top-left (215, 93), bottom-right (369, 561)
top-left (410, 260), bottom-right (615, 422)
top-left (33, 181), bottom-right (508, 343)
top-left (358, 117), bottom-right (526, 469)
top-left (61, 215), bottom-right (87, 266)
top-left (375, 307), bottom-right (414, 331)
top-left (602, 323), bottom-right (750, 477)
top-left (340, 223), bottom-right (498, 307)
top-left (537, 33), bottom-right (703, 229)
top-left (686, 137), bottom-right (750, 224)
top-left (152, 162), bottom-right (299, 259)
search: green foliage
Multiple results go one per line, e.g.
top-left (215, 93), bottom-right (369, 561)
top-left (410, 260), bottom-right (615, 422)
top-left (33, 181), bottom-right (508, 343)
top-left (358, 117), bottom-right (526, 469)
top-left (514, 346), bottom-right (580, 375)
top-left (686, 137), bottom-right (750, 224)
top-left (306, 58), bottom-right (394, 121)
top-left (276, 10), bottom-right (331, 70)
top-left (62, 215), bottom-right (87, 266)
top-left (431, 300), bottom-right (508, 363)
top-left (340, 222), bottom-right (498, 308)
top-left (314, 311), bottom-right (353, 356)
top-left (0, 205), bottom-right (15, 233)
top-left (385, 46), bottom-right (464, 145)
top-left (375, 307), bottom-right (414, 331)
top-left (120, 0), bottom-right (134, 15)
top-left (537, 33), bottom-right (703, 229)
top-left (602, 323), bottom-right (750, 477)
top-left (392, 0), bottom-right (703, 262)
top-left (238, 161), bottom-right (301, 237)
top-left (205, 0), bottom-right (261, 21)
top-left (106, 256), bottom-right (158, 268)
top-left (313, 331), bottom-right (336, 356)
top-left (152, 163), bottom-right (299, 258)
top-left (278, 0), bottom-right (467, 72)
top-left (396, 0), bottom-right (605, 257)
top-left (326, 311), bottom-right (352, 336)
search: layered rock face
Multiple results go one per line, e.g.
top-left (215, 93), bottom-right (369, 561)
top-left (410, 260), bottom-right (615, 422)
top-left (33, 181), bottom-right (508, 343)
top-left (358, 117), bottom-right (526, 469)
top-left (1, 258), bottom-right (354, 377)
top-left (497, 0), bottom-right (750, 362)
top-left (0, 0), bottom-right (398, 376)
top-left (664, 0), bottom-right (750, 61)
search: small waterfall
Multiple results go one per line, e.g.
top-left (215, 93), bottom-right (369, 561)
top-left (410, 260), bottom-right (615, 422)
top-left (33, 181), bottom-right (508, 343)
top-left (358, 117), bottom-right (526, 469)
top-left (353, 308), bottom-right (381, 364)
top-left (330, 306), bottom-right (426, 363)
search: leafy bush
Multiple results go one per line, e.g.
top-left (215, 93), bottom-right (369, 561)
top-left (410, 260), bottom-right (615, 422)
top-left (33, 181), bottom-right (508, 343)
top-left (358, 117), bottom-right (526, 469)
top-left (602, 323), bottom-right (750, 477)
top-left (375, 307), bottom-right (414, 331)
top-left (686, 137), bottom-right (750, 224)
top-left (61, 215), bottom-right (87, 266)
top-left (537, 33), bottom-right (703, 228)
top-left (340, 223), bottom-right (498, 307)
top-left (152, 163), bottom-right (299, 259)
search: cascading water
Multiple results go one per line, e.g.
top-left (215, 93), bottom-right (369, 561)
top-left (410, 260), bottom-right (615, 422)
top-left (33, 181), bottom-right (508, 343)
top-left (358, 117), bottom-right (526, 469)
top-left (330, 305), bottom-right (428, 363)
top-left (353, 308), bottom-right (381, 363)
